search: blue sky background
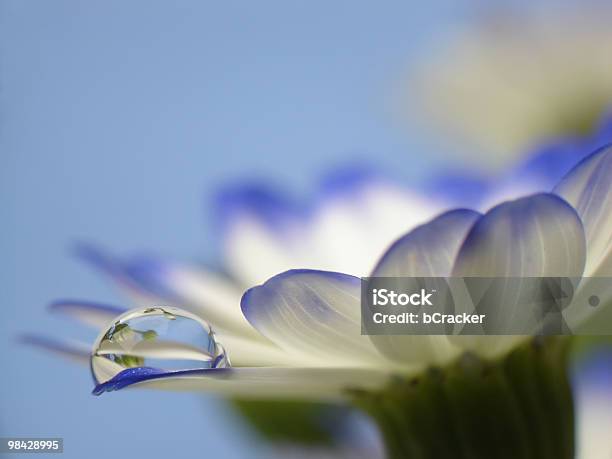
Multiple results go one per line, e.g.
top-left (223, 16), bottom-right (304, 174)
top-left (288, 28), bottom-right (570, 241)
top-left (0, 1), bottom-right (570, 458)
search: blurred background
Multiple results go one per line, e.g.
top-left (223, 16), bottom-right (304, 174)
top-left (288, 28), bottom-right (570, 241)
top-left (1, 1), bottom-right (611, 458)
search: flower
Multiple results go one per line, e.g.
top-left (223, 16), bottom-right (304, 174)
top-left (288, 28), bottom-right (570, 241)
top-left (26, 166), bottom-right (448, 393)
top-left (27, 144), bottom-right (611, 401)
top-left (23, 143), bottom-right (612, 458)
top-left (404, 5), bottom-right (612, 166)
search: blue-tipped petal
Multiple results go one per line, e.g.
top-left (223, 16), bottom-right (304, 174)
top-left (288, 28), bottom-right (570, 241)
top-left (212, 184), bottom-right (312, 286)
top-left (73, 242), bottom-right (143, 294)
top-left (513, 138), bottom-right (590, 189)
top-left (592, 111), bottom-right (612, 145)
top-left (20, 334), bottom-right (90, 364)
top-left (73, 242), bottom-right (124, 280)
top-left (241, 269), bottom-right (382, 365)
top-left (372, 209), bottom-right (481, 277)
top-left (574, 348), bottom-right (612, 393)
top-left (507, 110), bottom-right (612, 193)
top-left (73, 243), bottom-right (183, 302)
top-left (318, 163), bottom-right (383, 198)
top-left (121, 255), bottom-right (184, 302)
top-left (452, 193), bottom-right (586, 278)
top-left (424, 173), bottom-right (491, 208)
top-left (73, 244), bottom-right (258, 335)
top-left (214, 182), bottom-right (306, 235)
top-left (554, 144), bottom-right (612, 275)
top-left (50, 300), bottom-right (126, 329)
top-left (92, 366), bottom-right (388, 399)
top-left (93, 367), bottom-right (175, 395)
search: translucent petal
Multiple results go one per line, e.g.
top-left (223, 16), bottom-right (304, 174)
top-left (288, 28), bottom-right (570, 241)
top-left (241, 270), bottom-right (385, 366)
top-left (369, 209), bottom-right (480, 366)
top-left (49, 300), bottom-right (126, 329)
top-left (452, 193), bottom-right (586, 278)
top-left (372, 209), bottom-right (480, 277)
top-left (554, 145), bottom-right (612, 276)
top-left (93, 366), bottom-right (391, 400)
top-left (450, 193), bottom-right (586, 357)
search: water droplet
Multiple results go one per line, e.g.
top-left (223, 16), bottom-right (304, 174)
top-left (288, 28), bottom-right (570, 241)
top-left (91, 306), bottom-right (230, 385)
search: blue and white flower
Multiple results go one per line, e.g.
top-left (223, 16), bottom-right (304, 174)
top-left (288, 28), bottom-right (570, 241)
top-left (26, 144), bottom-right (612, 402)
top-left (406, 4), bottom-right (612, 165)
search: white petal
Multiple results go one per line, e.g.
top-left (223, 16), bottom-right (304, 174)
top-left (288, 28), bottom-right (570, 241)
top-left (452, 193), bottom-right (586, 277)
top-left (95, 366), bottom-right (391, 400)
top-left (216, 184), bottom-right (310, 286)
top-left (216, 333), bottom-right (300, 367)
top-left (132, 260), bottom-right (260, 338)
top-left (450, 193), bottom-right (586, 357)
top-left (48, 299), bottom-right (293, 368)
top-left (241, 270), bottom-right (385, 367)
top-left (95, 332), bottom-right (299, 368)
top-left (74, 245), bottom-right (259, 337)
top-left (49, 300), bottom-right (126, 329)
top-left (554, 145), bottom-right (612, 276)
top-left (372, 209), bottom-right (480, 277)
top-left (223, 215), bottom-right (308, 286)
top-left (309, 181), bottom-right (447, 276)
top-left (367, 209), bottom-right (480, 366)
top-left (221, 178), bottom-right (446, 284)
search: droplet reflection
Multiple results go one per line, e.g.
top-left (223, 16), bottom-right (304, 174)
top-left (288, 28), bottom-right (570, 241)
top-left (91, 306), bottom-right (230, 385)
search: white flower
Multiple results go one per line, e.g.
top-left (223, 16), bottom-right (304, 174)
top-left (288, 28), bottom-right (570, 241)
top-left (28, 168), bottom-right (447, 393)
top-left (29, 146), bottom-right (612, 401)
top-left (404, 5), bottom-right (612, 166)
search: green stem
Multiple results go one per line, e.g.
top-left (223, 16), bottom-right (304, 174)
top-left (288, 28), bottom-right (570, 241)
top-left (351, 337), bottom-right (574, 459)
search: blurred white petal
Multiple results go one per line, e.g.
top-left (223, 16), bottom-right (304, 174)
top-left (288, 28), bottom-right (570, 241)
top-left (49, 300), bottom-right (126, 329)
top-left (136, 260), bottom-right (261, 337)
top-left (74, 244), bottom-right (261, 337)
top-left (554, 145), bottom-right (612, 276)
top-left (222, 179), bottom-right (446, 284)
top-left (407, 6), bottom-right (612, 162)
top-left (223, 214), bottom-right (308, 286)
top-left (21, 335), bottom-right (90, 364)
top-left (310, 182), bottom-right (446, 276)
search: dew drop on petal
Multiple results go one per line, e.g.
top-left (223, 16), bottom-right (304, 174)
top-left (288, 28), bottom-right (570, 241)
top-left (90, 306), bottom-right (230, 385)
